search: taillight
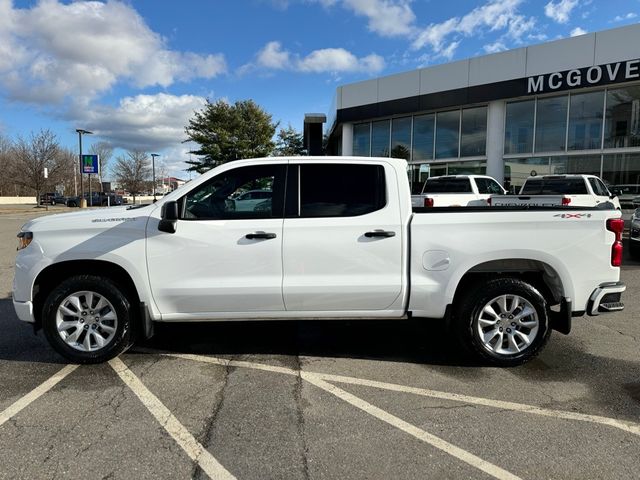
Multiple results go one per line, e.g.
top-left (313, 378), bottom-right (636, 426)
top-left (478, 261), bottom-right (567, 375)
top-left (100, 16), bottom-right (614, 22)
top-left (424, 197), bottom-right (434, 208)
top-left (562, 197), bottom-right (571, 206)
top-left (607, 218), bottom-right (624, 266)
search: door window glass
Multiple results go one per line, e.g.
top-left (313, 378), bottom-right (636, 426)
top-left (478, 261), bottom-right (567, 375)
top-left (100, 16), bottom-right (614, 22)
top-left (299, 164), bottom-right (386, 217)
top-left (476, 178), bottom-right (504, 194)
top-left (183, 165), bottom-right (285, 220)
top-left (588, 178), bottom-right (607, 196)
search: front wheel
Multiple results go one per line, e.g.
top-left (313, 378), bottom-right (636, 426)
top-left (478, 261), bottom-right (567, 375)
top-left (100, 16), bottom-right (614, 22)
top-left (453, 278), bottom-right (551, 367)
top-left (42, 275), bottom-right (134, 363)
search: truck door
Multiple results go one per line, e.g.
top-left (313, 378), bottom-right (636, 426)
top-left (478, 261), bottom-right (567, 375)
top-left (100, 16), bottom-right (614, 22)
top-left (282, 162), bottom-right (404, 313)
top-left (146, 163), bottom-right (287, 316)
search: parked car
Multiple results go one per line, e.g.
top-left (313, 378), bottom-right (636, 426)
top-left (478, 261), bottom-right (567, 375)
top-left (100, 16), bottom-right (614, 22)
top-left (491, 174), bottom-right (621, 209)
top-left (630, 208), bottom-right (640, 259)
top-left (66, 192), bottom-right (123, 207)
top-left (39, 192), bottom-right (67, 206)
top-left (13, 157), bottom-right (625, 367)
top-left (411, 175), bottom-right (506, 208)
top-left (233, 189), bottom-right (272, 211)
top-left (610, 184), bottom-right (640, 208)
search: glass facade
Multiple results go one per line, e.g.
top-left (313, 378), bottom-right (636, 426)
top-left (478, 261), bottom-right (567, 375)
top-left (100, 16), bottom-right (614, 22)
top-left (604, 86), bottom-right (640, 149)
top-left (568, 91), bottom-right (604, 150)
top-left (504, 100), bottom-right (534, 154)
top-left (348, 81), bottom-right (640, 198)
top-left (391, 117), bottom-right (411, 160)
top-left (460, 106), bottom-right (487, 157)
top-left (412, 114), bottom-right (434, 161)
top-left (353, 123), bottom-right (370, 156)
top-left (535, 95), bottom-right (568, 152)
top-left (435, 110), bottom-right (460, 159)
top-left (371, 120), bottom-right (390, 157)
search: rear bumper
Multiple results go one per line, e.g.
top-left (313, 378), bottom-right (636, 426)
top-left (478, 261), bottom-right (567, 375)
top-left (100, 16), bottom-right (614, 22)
top-left (13, 298), bottom-right (35, 323)
top-left (587, 282), bottom-right (626, 316)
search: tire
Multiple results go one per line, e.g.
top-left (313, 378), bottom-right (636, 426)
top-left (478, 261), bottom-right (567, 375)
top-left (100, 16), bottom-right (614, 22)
top-left (42, 275), bottom-right (134, 363)
top-left (630, 241), bottom-right (640, 260)
top-left (453, 277), bottom-right (551, 367)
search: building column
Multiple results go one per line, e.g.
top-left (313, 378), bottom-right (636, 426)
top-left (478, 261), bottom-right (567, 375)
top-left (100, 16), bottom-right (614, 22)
top-left (486, 100), bottom-right (506, 185)
top-left (341, 123), bottom-right (353, 156)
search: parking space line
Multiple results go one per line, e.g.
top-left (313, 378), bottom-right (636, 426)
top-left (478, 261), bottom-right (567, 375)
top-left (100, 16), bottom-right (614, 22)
top-left (109, 357), bottom-right (237, 480)
top-left (159, 352), bottom-right (640, 438)
top-left (302, 372), bottom-right (522, 480)
top-left (0, 364), bottom-right (79, 428)
top-left (317, 373), bottom-right (640, 438)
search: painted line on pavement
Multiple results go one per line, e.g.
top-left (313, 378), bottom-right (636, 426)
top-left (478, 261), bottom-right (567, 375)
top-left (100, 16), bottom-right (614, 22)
top-left (317, 372), bottom-right (640, 438)
top-left (0, 364), bottom-right (79, 428)
top-left (109, 357), bottom-right (236, 480)
top-left (159, 352), bottom-right (640, 438)
top-left (302, 372), bottom-right (522, 480)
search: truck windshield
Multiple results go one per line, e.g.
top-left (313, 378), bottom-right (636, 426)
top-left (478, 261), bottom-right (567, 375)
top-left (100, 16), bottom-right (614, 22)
top-left (422, 178), bottom-right (472, 193)
top-left (520, 178), bottom-right (588, 195)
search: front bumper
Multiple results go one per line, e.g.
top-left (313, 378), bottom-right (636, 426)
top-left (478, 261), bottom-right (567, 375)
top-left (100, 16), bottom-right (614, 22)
top-left (587, 282), bottom-right (626, 316)
top-left (12, 298), bottom-right (35, 323)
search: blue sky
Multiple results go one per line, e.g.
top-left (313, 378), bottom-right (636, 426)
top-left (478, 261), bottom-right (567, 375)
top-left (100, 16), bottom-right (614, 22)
top-left (1, 0), bottom-right (638, 178)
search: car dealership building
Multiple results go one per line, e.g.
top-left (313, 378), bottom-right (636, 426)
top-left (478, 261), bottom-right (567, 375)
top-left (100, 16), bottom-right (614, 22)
top-left (325, 23), bottom-right (640, 194)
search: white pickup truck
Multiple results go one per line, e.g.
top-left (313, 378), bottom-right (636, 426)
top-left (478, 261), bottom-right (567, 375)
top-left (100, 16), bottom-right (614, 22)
top-left (490, 174), bottom-right (621, 209)
top-left (13, 157), bottom-right (626, 367)
top-left (411, 175), bottom-right (506, 208)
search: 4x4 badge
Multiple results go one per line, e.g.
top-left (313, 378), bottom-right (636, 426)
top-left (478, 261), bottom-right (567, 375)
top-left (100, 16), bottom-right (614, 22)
top-left (554, 213), bottom-right (592, 218)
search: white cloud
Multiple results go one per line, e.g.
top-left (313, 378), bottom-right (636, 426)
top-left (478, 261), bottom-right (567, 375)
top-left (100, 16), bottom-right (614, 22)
top-left (257, 41), bottom-right (291, 70)
top-left (570, 27), bottom-right (587, 36)
top-left (247, 41), bottom-right (385, 75)
top-left (0, 0), bottom-right (226, 104)
top-left (310, 0), bottom-right (416, 37)
top-left (613, 12), bottom-right (638, 22)
top-left (297, 48), bottom-right (385, 73)
top-left (72, 93), bottom-right (206, 152)
top-left (544, 0), bottom-right (580, 24)
top-left (340, 0), bottom-right (416, 37)
top-left (412, 0), bottom-right (535, 58)
top-left (484, 41), bottom-right (508, 53)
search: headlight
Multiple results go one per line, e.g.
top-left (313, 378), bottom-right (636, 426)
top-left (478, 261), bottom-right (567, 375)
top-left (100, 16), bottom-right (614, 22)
top-left (17, 231), bottom-right (33, 251)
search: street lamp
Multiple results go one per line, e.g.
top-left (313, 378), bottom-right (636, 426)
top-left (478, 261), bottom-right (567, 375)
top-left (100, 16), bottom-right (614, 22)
top-left (151, 153), bottom-right (160, 202)
top-left (76, 129), bottom-right (93, 208)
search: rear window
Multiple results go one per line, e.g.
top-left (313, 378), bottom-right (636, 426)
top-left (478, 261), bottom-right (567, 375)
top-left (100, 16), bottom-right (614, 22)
top-left (520, 178), bottom-right (588, 195)
top-left (422, 178), bottom-right (472, 193)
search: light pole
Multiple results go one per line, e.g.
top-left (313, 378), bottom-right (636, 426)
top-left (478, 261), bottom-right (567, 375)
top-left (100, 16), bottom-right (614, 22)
top-left (76, 129), bottom-right (93, 208)
top-left (151, 153), bottom-right (159, 202)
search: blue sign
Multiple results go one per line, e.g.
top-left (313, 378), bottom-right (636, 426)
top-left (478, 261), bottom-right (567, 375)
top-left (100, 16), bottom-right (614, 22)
top-left (81, 154), bottom-right (99, 174)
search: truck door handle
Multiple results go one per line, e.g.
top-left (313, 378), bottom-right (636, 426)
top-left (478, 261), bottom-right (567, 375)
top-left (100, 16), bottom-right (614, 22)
top-left (364, 230), bottom-right (396, 238)
top-left (245, 232), bottom-right (277, 240)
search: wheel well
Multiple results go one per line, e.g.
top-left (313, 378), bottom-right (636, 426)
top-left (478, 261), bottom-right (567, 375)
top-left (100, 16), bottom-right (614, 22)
top-left (33, 260), bottom-right (141, 329)
top-left (452, 259), bottom-right (564, 310)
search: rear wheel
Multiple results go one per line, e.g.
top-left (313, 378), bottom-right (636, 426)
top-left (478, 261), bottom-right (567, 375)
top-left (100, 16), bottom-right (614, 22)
top-left (454, 278), bottom-right (551, 367)
top-left (630, 240), bottom-right (640, 260)
top-left (42, 275), bottom-right (134, 363)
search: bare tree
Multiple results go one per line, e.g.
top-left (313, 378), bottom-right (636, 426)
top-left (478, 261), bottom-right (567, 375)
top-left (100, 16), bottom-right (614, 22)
top-left (10, 130), bottom-right (64, 203)
top-left (90, 141), bottom-right (113, 191)
top-left (112, 150), bottom-right (151, 203)
top-left (0, 135), bottom-right (15, 196)
top-left (54, 147), bottom-right (78, 196)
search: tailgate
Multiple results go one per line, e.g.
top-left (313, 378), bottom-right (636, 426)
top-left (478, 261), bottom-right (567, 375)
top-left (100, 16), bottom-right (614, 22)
top-left (490, 195), bottom-right (565, 207)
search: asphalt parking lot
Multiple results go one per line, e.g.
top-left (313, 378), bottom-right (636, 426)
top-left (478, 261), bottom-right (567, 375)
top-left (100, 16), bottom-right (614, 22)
top-left (0, 206), bottom-right (638, 480)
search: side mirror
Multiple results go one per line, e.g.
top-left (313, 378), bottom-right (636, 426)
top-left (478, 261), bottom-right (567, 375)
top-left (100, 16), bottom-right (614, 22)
top-left (158, 201), bottom-right (178, 233)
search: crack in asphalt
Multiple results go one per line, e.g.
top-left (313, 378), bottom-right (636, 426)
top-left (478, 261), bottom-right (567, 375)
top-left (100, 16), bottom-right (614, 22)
top-left (191, 356), bottom-right (232, 480)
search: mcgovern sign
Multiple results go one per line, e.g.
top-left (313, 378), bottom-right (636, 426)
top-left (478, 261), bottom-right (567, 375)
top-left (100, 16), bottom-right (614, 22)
top-left (527, 59), bottom-right (640, 94)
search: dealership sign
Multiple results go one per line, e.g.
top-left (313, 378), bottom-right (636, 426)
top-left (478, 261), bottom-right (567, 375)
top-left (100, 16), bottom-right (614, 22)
top-left (527, 59), bottom-right (640, 94)
top-left (81, 154), bottom-right (99, 174)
